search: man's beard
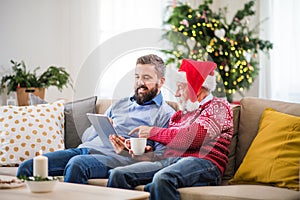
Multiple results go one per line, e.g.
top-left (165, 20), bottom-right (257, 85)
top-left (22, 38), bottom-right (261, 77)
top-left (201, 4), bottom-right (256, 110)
top-left (178, 97), bottom-right (200, 113)
top-left (134, 84), bottom-right (158, 105)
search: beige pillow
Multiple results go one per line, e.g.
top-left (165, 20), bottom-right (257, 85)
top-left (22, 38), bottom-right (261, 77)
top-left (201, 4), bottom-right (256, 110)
top-left (0, 101), bottom-right (65, 166)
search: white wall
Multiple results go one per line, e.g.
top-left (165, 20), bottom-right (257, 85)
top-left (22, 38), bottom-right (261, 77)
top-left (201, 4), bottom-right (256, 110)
top-left (0, 0), bottom-right (101, 103)
top-left (0, 0), bottom-right (261, 104)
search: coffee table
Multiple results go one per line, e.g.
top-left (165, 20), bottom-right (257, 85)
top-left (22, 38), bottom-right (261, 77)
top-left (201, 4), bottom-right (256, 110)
top-left (1, 177), bottom-right (149, 200)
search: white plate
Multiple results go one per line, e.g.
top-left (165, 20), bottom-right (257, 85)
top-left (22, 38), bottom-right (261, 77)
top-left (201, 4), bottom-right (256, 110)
top-left (0, 179), bottom-right (25, 189)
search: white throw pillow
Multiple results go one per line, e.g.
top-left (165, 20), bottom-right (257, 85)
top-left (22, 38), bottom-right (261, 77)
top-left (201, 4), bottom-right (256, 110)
top-left (0, 100), bottom-right (65, 166)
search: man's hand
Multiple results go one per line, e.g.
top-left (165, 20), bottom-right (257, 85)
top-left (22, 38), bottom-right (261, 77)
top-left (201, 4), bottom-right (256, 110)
top-left (109, 134), bottom-right (128, 155)
top-left (128, 126), bottom-right (153, 138)
top-left (129, 145), bottom-right (155, 161)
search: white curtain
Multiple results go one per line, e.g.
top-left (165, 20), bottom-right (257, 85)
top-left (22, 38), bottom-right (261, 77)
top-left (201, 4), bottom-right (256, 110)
top-left (62, 0), bottom-right (182, 100)
top-left (98, 0), bottom-right (165, 43)
top-left (259, 0), bottom-right (300, 103)
top-left (91, 0), bottom-right (169, 99)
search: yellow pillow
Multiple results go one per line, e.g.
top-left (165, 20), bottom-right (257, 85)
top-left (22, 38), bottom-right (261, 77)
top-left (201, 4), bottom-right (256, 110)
top-left (0, 101), bottom-right (65, 166)
top-left (229, 108), bottom-right (300, 191)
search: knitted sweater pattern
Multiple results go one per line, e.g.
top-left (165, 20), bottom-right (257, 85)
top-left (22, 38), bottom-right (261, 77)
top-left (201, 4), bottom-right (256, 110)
top-left (149, 97), bottom-right (234, 174)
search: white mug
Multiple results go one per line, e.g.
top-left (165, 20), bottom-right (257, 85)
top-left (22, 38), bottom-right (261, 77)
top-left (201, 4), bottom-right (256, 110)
top-left (125, 138), bottom-right (147, 155)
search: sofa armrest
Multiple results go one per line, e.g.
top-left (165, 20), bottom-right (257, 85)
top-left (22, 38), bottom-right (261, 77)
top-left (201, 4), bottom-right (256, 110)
top-left (222, 105), bottom-right (240, 181)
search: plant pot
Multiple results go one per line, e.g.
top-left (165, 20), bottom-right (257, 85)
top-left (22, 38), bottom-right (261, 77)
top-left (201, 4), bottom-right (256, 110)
top-left (17, 88), bottom-right (45, 106)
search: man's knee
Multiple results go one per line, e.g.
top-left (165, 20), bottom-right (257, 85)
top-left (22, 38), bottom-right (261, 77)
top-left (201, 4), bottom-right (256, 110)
top-left (63, 155), bottom-right (89, 183)
top-left (64, 155), bottom-right (86, 174)
top-left (152, 171), bottom-right (173, 186)
top-left (17, 159), bottom-right (33, 177)
top-left (109, 168), bottom-right (126, 180)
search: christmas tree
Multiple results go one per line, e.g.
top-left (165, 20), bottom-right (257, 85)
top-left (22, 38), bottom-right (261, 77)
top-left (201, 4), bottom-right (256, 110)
top-left (162, 0), bottom-right (273, 102)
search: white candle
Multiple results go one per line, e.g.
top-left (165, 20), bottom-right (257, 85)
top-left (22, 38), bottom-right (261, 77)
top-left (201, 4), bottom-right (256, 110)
top-left (33, 150), bottom-right (48, 177)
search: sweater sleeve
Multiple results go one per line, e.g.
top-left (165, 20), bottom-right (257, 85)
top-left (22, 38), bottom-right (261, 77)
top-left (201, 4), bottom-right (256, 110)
top-left (149, 100), bottom-right (233, 150)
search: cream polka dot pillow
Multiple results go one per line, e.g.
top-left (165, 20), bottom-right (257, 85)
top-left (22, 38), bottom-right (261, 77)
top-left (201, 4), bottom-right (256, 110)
top-left (0, 100), bottom-right (65, 166)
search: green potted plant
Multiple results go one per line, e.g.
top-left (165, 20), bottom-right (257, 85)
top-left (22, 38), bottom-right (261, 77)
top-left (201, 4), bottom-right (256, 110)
top-left (0, 60), bottom-right (72, 106)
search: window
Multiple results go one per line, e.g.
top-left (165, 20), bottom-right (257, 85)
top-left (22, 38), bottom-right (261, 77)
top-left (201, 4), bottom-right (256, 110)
top-left (260, 0), bottom-right (300, 103)
top-left (93, 0), bottom-right (177, 100)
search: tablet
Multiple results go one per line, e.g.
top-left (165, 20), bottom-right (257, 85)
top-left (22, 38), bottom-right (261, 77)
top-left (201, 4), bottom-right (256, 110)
top-left (86, 113), bottom-right (118, 147)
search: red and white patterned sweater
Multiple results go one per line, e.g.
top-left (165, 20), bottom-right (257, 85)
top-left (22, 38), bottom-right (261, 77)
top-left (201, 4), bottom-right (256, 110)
top-left (149, 97), bottom-right (234, 175)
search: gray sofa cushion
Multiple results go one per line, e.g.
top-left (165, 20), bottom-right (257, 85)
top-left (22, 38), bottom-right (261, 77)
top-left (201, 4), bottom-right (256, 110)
top-left (64, 96), bottom-right (97, 149)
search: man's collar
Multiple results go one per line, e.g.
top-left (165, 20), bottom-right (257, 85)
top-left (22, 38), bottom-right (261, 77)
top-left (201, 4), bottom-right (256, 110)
top-left (199, 93), bottom-right (213, 106)
top-left (130, 92), bottom-right (163, 106)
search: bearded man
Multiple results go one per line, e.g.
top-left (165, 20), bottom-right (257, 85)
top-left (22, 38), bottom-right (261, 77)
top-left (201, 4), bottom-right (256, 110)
top-left (107, 59), bottom-right (234, 200)
top-left (17, 54), bottom-right (175, 184)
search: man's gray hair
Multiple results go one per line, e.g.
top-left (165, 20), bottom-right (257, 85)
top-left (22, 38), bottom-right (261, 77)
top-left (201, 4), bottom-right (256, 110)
top-left (136, 54), bottom-right (165, 78)
top-left (202, 73), bottom-right (217, 92)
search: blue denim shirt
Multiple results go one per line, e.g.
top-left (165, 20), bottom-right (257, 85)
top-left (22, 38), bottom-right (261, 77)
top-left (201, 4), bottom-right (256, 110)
top-left (79, 92), bottom-right (175, 162)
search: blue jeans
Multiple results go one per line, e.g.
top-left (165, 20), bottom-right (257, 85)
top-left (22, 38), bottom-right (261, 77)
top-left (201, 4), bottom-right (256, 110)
top-left (107, 157), bottom-right (221, 200)
top-left (17, 148), bottom-right (128, 184)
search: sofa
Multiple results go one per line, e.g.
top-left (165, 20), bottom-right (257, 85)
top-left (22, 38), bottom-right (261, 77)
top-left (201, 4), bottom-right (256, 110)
top-left (1, 97), bottom-right (299, 200)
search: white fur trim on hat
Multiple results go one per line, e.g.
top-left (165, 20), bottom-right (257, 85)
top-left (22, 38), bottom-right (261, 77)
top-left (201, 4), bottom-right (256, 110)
top-left (177, 71), bottom-right (188, 83)
top-left (202, 73), bottom-right (216, 92)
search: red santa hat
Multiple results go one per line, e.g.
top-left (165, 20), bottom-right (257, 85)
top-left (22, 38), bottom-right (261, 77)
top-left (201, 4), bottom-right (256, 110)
top-left (178, 59), bottom-right (217, 102)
